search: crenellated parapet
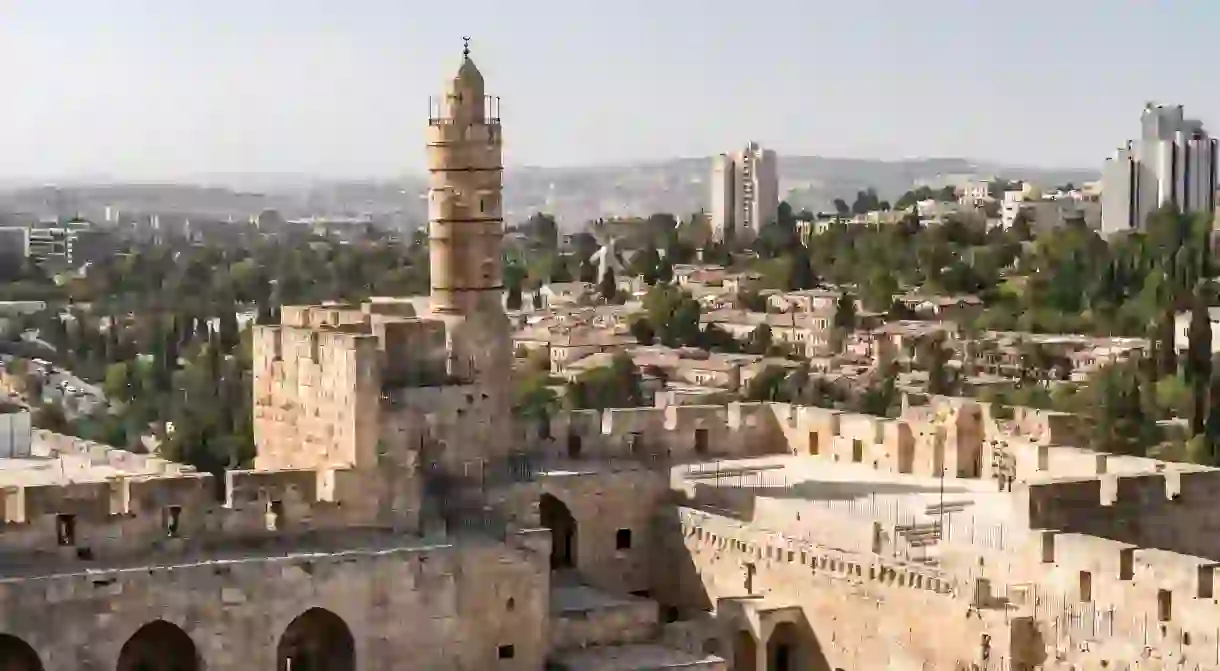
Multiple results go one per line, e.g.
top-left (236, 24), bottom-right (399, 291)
top-left (529, 403), bottom-right (783, 463)
top-left (0, 460), bottom-right (422, 575)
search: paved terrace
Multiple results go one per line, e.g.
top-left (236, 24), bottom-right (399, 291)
top-left (676, 455), bottom-right (1020, 557)
top-left (677, 450), bottom-right (1217, 559)
top-left (0, 431), bottom-right (190, 487)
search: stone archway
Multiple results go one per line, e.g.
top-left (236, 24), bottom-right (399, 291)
top-left (276, 608), bottom-right (355, 671)
top-left (0, 634), bottom-right (42, 671)
top-left (116, 620), bottom-right (200, 671)
top-left (732, 630), bottom-right (758, 671)
top-left (766, 621), bottom-right (831, 671)
top-left (540, 493), bottom-right (577, 571)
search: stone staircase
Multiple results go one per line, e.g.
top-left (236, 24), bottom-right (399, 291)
top-left (547, 579), bottom-right (725, 671)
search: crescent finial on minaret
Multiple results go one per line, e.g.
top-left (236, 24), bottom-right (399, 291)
top-left (462, 36), bottom-right (471, 59)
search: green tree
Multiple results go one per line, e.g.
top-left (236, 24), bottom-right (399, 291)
top-left (32, 402), bottom-right (68, 433)
top-left (744, 366), bottom-right (788, 402)
top-left (506, 282), bottom-right (523, 311)
top-left (599, 265), bottom-right (617, 303)
top-left (633, 246), bottom-right (662, 285)
top-left (628, 317), bottom-right (656, 345)
top-left (851, 188), bottom-right (881, 215)
top-left (786, 253), bottom-right (816, 291)
top-left (735, 290), bottom-right (768, 312)
top-left (525, 213), bottom-right (559, 251)
top-left (643, 285), bottom-right (702, 348)
top-left (102, 362), bottom-right (133, 403)
top-left (833, 292), bottom-right (857, 331)
top-left (916, 333), bottom-right (958, 396)
top-left (513, 371), bottom-right (559, 438)
top-left (577, 259), bottom-right (598, 284)
top-left (1186, 282), bottom-right (1213, 435)
top-left (566, 352), bottom-right (644, 410)
top-left (656, 253), bottom-right (674, 285)
top-left (1088, 362), bottom-right (1155, 456)
top-left (861, 269), bottom-right (899, 313)
top-left (747, 324), bottom-right (773, 355)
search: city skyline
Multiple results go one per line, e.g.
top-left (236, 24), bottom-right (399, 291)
top-left (3, 0), bottom-right (1220, 180)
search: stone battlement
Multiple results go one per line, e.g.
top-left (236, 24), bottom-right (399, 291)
top-left (533, 403), bottom-right (778, 463)
top-left (0, 464), bottom-right (420, 572)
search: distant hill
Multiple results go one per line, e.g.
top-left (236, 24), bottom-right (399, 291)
top-left (499, 156), bottom-right (1098, 229)
top-left (0, 156), bottom-right (1099, 230)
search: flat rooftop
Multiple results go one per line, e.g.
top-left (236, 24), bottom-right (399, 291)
top-left (0, 431), bottom-right (189, 487)
top-left (551, 583), bottom-right (646, 615)
top-left (679, 455), bottom-right (1021, 550)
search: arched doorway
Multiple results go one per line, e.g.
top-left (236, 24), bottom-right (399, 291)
top-left (116, 620), bottom-right (199, 671)
top-left (276, 607), bottom-right (355, 671)
top-left (732, 630), bottom-right (757, 671)
top-left (540, 493), bottom-right (577, 571)
top-left (766, 622), bottom-right (831, 671)
top-left (0, 634), bottom-right (42, 671)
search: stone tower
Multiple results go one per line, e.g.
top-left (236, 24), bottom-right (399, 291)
top-left (427, 39), bottom-right (504, 318)
top-left (426, 40), bottom-right (515, 457)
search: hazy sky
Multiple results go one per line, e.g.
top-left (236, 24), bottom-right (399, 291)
top-left (2, 0), bottom-right (1217, 180)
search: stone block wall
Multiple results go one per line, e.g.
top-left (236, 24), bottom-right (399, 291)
top-left (1018, 470), bottom-right (1220, 559)
top-left (0, 535), bottom-right (546, 671)
top-left (0, 464), bottom-right (421, 573)
top-left (761, 401), bottom-right (985, 480)
top-left (374, 318), bottom-right (449, 388)
top-left (532, 402), bottom-right (781, 465)
top-left (652, 506), bottom-right (997, 671)
top-left (1014, 528), bottom-right (1220, 668)
top-left (492, 470), bottom-right (669, 596)
top-left (550, 593), bottom-right (658, 650)
top-left (252, 325), bottom-right (382, 471)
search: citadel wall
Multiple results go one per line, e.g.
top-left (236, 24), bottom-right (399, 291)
top-left (491, 469), bottom-right (669, 596)
top-left (0, 463), bottom-right (428, 570)
top-left (652, 506), bottom-right (1007, 671)
top-left (251, 325), bottom-right (381, 472)
top-left (0, 533), bottom-right (548, 671)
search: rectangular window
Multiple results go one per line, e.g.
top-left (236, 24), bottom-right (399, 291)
top-left (1078, 571), bottom-right (1092, 602)
top-left (266, 500), bottom-right (285, 531)
top-left (56, 514), bottom-right (76, 546)
top-left (616, 529), bottom-right (632, 550)
top-left (164, 506), bottom-right (182, 537)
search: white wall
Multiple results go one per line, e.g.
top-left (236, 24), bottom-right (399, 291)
top-left (0, 411), bottom-right (32, 458)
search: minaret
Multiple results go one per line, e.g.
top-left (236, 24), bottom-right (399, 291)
top-left (427, 37), bottom-right (504, 317)
top-left (426, 39), bottom-right (515, 458)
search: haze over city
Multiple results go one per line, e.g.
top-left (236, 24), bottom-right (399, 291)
top-left (4, 0), bottom-right (1219, 181)
top-left (5, 2), bottom-right (1220, 669)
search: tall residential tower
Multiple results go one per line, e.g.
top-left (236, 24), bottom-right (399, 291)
top-left (1101, 102), bottom-right (1218, 234)
top-left (710, 142), bottom-right (779, 243)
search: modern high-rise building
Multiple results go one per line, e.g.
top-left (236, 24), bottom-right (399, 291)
top-left (1101, 103), bottom-right (1218, 234)
top-left (709, 142), bottom-right (778, 243)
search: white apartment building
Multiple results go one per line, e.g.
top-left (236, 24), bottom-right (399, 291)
top-left (1000, 185), bottom-right (1101, 231)
top-left (1102, 102), bottom-right (1218, 234)
top-left (710, 142), bottom-right (779, 244)
top-left (1174, 307), bottom-right (1220, 354)
top-left (958, 180), bottom-right (995, 207)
